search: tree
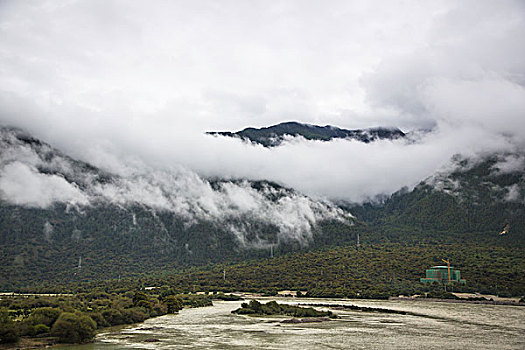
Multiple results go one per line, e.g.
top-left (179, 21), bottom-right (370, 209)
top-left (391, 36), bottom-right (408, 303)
top-left (51, 312), bottom-right (96, 343)
top-left (165, 296), bottom-right (183, 313)
top-left (132, 291), bottom-right (148, 306)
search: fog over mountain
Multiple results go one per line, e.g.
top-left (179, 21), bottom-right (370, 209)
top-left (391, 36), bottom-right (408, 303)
top-left (0, 128), bottom-right (350, 246)
top-left (0, 0), bottom-right (524, 203)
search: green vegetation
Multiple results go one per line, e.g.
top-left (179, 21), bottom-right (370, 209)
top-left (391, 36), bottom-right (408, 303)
top-left (1, 152), bottom-right (523, 300)
top-left (0, 145), bottom-right (522, 343)
top-left (232, 300), bottom-right (334, 318)
top-left (350, 156), bottom-right (525, 240)
top-left (0, 291), bottom-right (212, 346)
top-left (51, 312), bottom-right (96, 343)
top-left (212, 293), bottom-right (243, 301)
top-left (18, 237), bottom-right (522, 300)
top-left (0, 203), bottom-right (358, 290)
top-left (0, 308), bottom-right (18, 344)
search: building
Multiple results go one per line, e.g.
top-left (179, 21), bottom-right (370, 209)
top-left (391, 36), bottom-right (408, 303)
top-left (420, 265), bottom-right (466, 284)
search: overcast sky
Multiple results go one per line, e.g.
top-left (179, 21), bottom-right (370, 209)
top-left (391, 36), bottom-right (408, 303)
top-left (0, 0), bottom-right (524, 202)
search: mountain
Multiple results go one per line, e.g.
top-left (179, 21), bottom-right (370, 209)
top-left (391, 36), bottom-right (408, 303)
top-left (1, 126), bottom-right (524, 294)
top-left (207, 121), bottom-right (406, 147)
top-left (348, 154), bottom-right (525, 242)
top-left (0, 127), bottom-right (356, 289)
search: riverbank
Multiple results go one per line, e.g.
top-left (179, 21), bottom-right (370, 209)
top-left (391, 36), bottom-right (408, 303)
top-left (0, 292), bottom-right (213, 349)
top-left (0, 337), bottom-right (55, 350)
top-left (389, 296), bottom-right (525, 306)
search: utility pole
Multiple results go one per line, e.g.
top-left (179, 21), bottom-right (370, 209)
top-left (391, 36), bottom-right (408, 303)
top-left (270, 244), bottom-right (274, 258)
top-left (223, 268), bottom-right (226, 281)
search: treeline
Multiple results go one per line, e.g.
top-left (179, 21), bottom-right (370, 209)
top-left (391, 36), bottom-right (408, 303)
top-left (0, 202), bottom-right (358, 290)
top-left (22, 240), bottom-right (525, 299)
top-left (0, 290), bottom-right (212, 345)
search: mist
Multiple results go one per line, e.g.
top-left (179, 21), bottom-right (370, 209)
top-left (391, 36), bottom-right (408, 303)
top-left (0, 0), bottom-right (524, 204)
top-left (0, 128), bottom-right (350, 246)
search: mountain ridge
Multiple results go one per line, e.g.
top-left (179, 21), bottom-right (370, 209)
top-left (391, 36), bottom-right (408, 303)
top-left (1, 126), bottom-right (524, 291)
top-left (207, 121), bottom-right (406, 147)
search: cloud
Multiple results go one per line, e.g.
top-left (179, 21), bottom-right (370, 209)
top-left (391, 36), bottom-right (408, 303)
top-left (0, 161), bottom-right (89, 208)
top-left (0, 129), bottom-right (349, 246)
top-left (504, 184), bottom-right (522, 203)
top-left (493, 154), bottom-right (525, 174)
top-left (0, 0), bottom-right (524, 206)
top-left (362, 0), bottom-right (525, 141)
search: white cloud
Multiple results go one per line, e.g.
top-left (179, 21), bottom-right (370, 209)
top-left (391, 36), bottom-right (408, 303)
top-left (0, 0), bottom-right (523, 206)
top-left (504, 184), bottom-right (522, 202)
top-left (0, 161), bottom-right (89, 208)
top-left (0, 129), bottom-right (349, 245)
top-left (494, 154), bottom-right (525, 174)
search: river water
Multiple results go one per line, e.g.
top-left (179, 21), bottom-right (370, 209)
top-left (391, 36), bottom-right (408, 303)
top-left (60, 298), bottom-right (524, 350)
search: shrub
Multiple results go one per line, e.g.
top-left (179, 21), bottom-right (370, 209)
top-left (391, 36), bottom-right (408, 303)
top-left (132, 292), bottom-right (149, 306)
top-left (213, 293), bottom-right (243, 301)
top-left (26, 307), bottom-right (61, 327)
top-left (84, 292), bottom-right (111, 301)
top-left (33, 324), bottom-right (50, 336)
top-left (87, 312), bottom-right (109, 328)
top-left (248, 300), bottom-right (262, 313)
top-left (0, 308), bottom-right (18, 344)
top-left (121, 308), bottom-right (147, 323)
top-left (101, 309), bottom-right (128, 326)
top-left (136, 300), bottom-right (152, 309)
top-left (165, 296), bottom-right (183, 314)
top-left (232, 301), bottom-right (333, 318)
top-left (150, 303), bottom-right (167, 317)
top-left (51, 312), bottom-right (96, 344)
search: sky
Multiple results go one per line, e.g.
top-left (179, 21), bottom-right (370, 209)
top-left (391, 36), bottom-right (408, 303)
top-left (0, 0), bottom-right (524, 203)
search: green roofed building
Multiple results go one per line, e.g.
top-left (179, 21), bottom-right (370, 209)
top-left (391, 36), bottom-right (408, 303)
top-left (421, 265), bottom-right (466, 284)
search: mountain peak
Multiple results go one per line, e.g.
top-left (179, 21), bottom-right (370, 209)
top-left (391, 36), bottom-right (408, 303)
top-left (207, 121), bottom-right (405, 147)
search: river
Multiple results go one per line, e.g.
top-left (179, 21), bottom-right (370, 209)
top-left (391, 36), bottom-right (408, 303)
top-left (59, 298), bottom-right (525, 349)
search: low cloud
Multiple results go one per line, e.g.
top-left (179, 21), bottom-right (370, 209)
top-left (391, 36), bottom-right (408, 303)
top-left (0, 0), bottom-right (524, 207)
top-left (493, 154), bottom-right (525, 174)
top-left (0, 161), bottom-right (89, 208)
top-left (0, 129), bottom-right (350, 246)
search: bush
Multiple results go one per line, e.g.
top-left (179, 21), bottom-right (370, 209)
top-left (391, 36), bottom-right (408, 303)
top-left (213, 293), bottom-right (243, 301)
top-left (165, 296), bottom-right (183, 314)
top-left (33, 324), bottom-right (50, 336)
top-left (101, 309), bottom-right (128, 326)
top-left (87, 312), bottom-right (109, 328)
top-left (122, 308), bottom-right (147, 323)
top-left (232, 300), bottom-right (333, 318)
top-left (425, 289), bottom-right (459, 299)
top-left (51, 312), bottom-right (96, 344)
top-left (0, 308), bottom-right (18, 344)
top-left (150, 302), bottom-right (167, 317)
top-left (136, 300), bottom-right (152, 309)
top-left (26, 307), bottom-right (61, 327)
top-left (248, 300), bottom-right (262, 313)
top-left (132, 292), bottom-right (149, 306)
